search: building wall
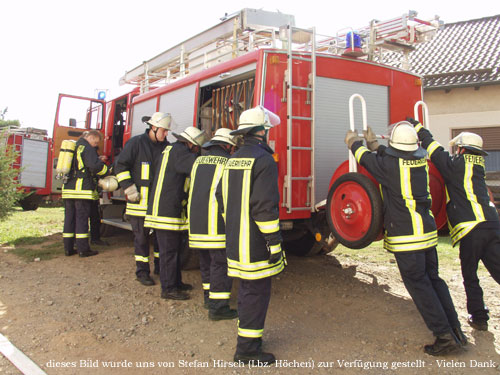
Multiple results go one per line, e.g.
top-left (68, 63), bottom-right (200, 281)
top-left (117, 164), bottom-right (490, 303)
top-left (423, 84), bottom-right (500, 171)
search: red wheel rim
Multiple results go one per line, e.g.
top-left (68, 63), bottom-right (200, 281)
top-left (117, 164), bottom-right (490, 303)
top-left (330, 180), bottom-right (373, 242)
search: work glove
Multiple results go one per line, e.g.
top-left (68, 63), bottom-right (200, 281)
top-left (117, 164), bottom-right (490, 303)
top-left (406, 117), bottom-right (420, 127)
top-left (363, 126), bottom-right (379, 152)
top-left (124, 184), bottom-right (140, 203)
top-left (344, 130), bottom-right (362, 149)
top-left (268, 242), bottom-right (287, 266)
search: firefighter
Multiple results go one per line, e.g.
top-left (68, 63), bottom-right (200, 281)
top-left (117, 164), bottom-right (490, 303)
top-left (114, 112), bottom-right (170, 286)
top-left (62, 130), bottom-right (108, 257)
top-left (345, 122), bottom-right (466, 356)
top-left (220, 106), bottom-right (285, 365)
top-left (145, 127), bottom-right (206, 300)
top-left (409, 119), bottom-right (500, 331)
top-left (187, 128), bottom-right (239, 320)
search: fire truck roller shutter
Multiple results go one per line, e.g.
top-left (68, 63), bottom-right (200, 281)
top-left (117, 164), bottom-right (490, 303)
top-left (130, 98), bottom-right (157, 138)
top-left (314, 77), bottom-right (389, 203)
top-left (158, 83), bottom-right (197, 143)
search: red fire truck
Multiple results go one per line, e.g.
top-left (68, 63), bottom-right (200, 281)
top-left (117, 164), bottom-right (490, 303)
top-left (51, 9), bottom-right (443, 258)
top-left (7, 126), bottom-right (53, 210)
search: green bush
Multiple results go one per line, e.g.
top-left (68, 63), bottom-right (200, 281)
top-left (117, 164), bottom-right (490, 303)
top-left (0, 131), bottom-right (23, 221)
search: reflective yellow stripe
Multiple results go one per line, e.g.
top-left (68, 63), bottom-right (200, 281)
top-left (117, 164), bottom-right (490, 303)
top-left (141, 162), bottom-right (150, 180)
top-left (63, 233), bottom-right (75, 238)
top-left (209, 292), bottom-right (231, 299)
top-left (97, 164), bottom-right (108, 176)
top-left (414, 123), bottom-right (424, 132)
top-left (269, 243), bottom-right (281, 254)
top-left (238, 322), bottom-right (263, 338)
top-left (189, 240), bottom-right (226, 249)
top-left (154, 252), bottom-right (159, 258)
top-left (227, 258), bottom-right (285, 279)
top-left (144, 214), bottom-right (188, 231)
top-left (152, 146), bottom-right (172, 217)
top-left (399, 159), bottom-right (424, 235)
top-left (221, 168), bottom-right (229, 218)
top-left (354, 146), bottom-right (369, 162)
top-left (208, 164), bottom-right (225, 235)
top-left (225, 158), bottom-right (255, 170)
top-left (464, 159), bottom-right (485, 221)
top-left (450, 221), bottom-right (481, 246)
top-left (202, 283), bottom-right (210, 290)
top-left (239, 169), bottom-right (252, 264)
top-left (116, 171), bottom-right (132, 182)
top-left (76, 145), bottom-right (85, 170)
top-left (384, 230), bottom-right (438, 252)
top-left (135, 255), bottom-right (149, 262)
top-left (75, 233), bottom-right (89, 239)
top-left (427, 141), bottom-right (441, 158)
top-left (255, 219), bottom-right (280, 234)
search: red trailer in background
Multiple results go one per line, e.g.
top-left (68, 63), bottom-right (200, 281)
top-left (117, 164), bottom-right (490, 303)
top-left (51, 9), bottom-right (444, 259)
top-left (7, 127), bottom-right (52, 210)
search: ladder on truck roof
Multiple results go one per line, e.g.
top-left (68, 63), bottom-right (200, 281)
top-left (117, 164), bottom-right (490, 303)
top-left (119, 8), bottom-right (295, 92)
top-left (282, 26), bottom-right (316, 213)
top-left (119, 9), bottom-right (441, 92)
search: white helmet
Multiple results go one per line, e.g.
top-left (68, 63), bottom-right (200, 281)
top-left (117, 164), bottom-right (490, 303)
top-left (449, 132), bottom-right (487, 156)
top-left (203, 128), bottom-right (239, 148)
top-left (144, 112), bottom-right (172, 130)
top-left (389, 121), bottom-right (419, 152)
top-left (173, 127), bottom-right (207, 146)
top-left (98, 176), bottom-right (119, 192)
top-left (231, 106), bottom-right (280, 135)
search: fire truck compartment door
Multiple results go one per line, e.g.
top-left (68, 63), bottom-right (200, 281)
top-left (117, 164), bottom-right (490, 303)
top-left (159, 83), bottom-right (198, 143)
top-left (20, 139), bottom-right (49, 188)
top-left (314, 77), bottom-right (389, 202)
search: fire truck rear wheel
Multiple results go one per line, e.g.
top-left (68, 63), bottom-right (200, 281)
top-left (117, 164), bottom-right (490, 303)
top-left (326, 173), bottom-right (383, 249)
top-left (19, 195), bottom-right (41, 211)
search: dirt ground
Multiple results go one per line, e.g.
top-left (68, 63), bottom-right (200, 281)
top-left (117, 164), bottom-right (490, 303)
top-left (1, 231), bottom-right (500, 375)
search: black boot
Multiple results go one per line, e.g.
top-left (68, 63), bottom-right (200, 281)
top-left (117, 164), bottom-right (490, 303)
top-left (65, 249), bottom-right (77, 256)
top-left (424, 333), bottom-right (461, 356)
top-left (209, 306), bottom-right (238, 321)
top-left (161, 290), bottom-right (190, 300)
top-left (177, 282), bottom-right (193, 291)
top-left (136, 273), bottom-right (155, 286)
top-left (203, 296), bottom-right (210, 310)
top-left (234, 351), bottom-right (275, 366)
top-left (452, 327), bottom-right (468, 346)
top-left (79, 250), bottom-right (99, 257)
top-left (91, 239), bottom-right (109, 246)
top-left (467, 316), bottom-right (488, 331)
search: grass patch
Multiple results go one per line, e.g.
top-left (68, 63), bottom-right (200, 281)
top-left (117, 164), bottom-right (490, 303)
top-left (11, 245), bottom-right (63, 262)
top-left (332, 234), bottom-right (489, 275)
top-left (0, 207), bottom-right (64, 245)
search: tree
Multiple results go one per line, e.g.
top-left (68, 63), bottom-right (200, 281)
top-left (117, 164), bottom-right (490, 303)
top-left (0, 107), bottom-right (20, 128)
top-left (0, 131), bottom-right (23, 220)
top-left (0, 119), bottom-right (20, 128)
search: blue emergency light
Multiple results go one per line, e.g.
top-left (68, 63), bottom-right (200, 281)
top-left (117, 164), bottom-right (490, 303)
top-left (98, 91), bottom-right (106, 100)
top-left (346, 32), bottom-right (362, 49)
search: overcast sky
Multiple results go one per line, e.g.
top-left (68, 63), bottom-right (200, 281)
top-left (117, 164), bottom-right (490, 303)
top-left (2, 0), bottom-right (499, 135)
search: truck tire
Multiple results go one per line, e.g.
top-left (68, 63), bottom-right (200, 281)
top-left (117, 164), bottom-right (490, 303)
top-left (326, 173), bottom-right (383, 249)
top-left (19, 195), bottom-right (42, 211)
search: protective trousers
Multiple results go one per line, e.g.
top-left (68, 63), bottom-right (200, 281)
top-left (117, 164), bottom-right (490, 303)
top-left (459, 226), bottom-right (500, 321)
top-left (199, 249), bottom-right (233, 311)
top-left (236, 277), bottom-right (272, 355)
top-left (63, 199), bottom-right (91, 254)
top-left (90, 199), bottom-right (101, 242)
top-left (155, 229), bottom-right (184, 292)
top-left (129, 216), bottom-right (160, 277)
top-left (394, 248), bottom-right (461, 336)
